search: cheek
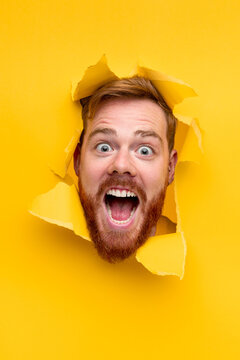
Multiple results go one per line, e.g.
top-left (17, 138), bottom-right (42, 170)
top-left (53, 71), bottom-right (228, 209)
top-left (144, 173), bottom-right (165, 190)
top-left (139, 161), bottom-right (168, 197)
top-left (79, 153), bottom-right (108, 193)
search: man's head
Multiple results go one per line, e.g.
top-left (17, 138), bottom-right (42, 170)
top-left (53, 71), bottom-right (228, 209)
top-left (74, 77), bottom-right (178, 262)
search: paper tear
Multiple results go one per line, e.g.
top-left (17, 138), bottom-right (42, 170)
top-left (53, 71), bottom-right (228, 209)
top-left (29, 55), bottom-right (203, 279)
top-left (71, 55), bottom-right (197, 108)
top-left (136, 65), bottom-right (197, 109)
top-left (29, 182), bottom-right (90, 241)
top-left (136, 232), bottom-right (186, 279)
top-left (72, 55), bottom-right (119, 101)
top-left (49, 128), bottom-right (82, 179)
top-left (177, 118), bottom-right (203, 164)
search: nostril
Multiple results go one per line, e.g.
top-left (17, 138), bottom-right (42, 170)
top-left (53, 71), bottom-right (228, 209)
top-left (112, 169), bottom-right (132, 175)
top-left (107, 156), bottom-right (137, 176)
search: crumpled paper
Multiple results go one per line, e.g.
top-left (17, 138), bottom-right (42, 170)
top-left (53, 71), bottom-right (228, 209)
top-left (29, 55), bottom-right (202, 279)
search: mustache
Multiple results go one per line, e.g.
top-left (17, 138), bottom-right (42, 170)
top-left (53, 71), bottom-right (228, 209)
top-left (96, 173), bottom-right (147, 203)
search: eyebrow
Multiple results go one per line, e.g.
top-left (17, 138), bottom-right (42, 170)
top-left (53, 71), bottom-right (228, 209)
top-left (88, 128), bottom-right (117, 142)
top-left (87, 127), bottom-right (162, 144)
top-left (134, 130), bottom-right (163, 144)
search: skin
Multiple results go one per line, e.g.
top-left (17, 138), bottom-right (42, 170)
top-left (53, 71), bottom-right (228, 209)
top-left (74, 97), bottom-right (177, 260)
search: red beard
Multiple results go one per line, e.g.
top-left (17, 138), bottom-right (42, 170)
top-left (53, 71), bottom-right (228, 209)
top-left (78, 173), bottom-right (168, 263)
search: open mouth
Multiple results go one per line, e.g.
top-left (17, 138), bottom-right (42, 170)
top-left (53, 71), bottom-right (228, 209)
top-left (104, 188), bottom-right (139, 226)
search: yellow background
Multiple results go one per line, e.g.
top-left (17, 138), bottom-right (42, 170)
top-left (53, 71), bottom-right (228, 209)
top-left (1, 0), bottom-right (240, 359)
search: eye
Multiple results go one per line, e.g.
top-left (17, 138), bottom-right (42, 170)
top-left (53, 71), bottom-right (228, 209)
top-left (137, 145), bottom-right (153, 156)
top-left (96, 143), bottom-right (113, 153)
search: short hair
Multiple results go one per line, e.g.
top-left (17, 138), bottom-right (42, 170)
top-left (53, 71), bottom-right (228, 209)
top-left (80, 76), bottom-right (177, 152)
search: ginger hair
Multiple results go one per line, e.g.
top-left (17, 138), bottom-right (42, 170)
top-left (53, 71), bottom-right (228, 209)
top-left (80, 76), bottom-right (177, 152)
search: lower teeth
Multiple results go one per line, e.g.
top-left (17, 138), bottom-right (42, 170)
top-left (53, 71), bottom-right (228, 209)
top-left (106, 204), bottom-right (135, 224)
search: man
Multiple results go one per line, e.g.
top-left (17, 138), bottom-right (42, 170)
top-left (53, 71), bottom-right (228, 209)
top-left (74, 76), bottom-right (178, 263)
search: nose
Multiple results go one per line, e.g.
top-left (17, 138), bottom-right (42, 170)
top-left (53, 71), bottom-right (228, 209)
top-left (107, 148), bottom-right (136, 176)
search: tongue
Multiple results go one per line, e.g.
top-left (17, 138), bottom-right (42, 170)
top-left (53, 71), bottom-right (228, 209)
top-left (109, 198), bottom-right (134, 221)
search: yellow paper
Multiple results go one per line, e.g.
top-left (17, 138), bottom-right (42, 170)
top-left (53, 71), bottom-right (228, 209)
top-left (2, 1), bottom-right (239, 358)
top-left (29, 182), bottom-right (90, 241)
top-left (136, 232), bottom-right (186, 278)
top-left (49, 128), bottom-right (82, 178)
top-left (136, 65), bottom-right (197, 109)
top-left (29, 56), bottom-right (202, 279)
top-left (72, 55), bottom-right (119, 101)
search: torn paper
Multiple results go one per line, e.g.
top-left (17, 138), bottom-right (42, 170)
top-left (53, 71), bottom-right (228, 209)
top-left (29, 55), bottom-right (202, 279)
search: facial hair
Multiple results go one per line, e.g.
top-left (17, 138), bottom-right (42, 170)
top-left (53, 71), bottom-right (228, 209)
top-left (78, 174), bottom-right (168, 263)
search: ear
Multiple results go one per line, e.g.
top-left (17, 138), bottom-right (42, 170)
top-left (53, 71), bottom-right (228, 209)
top-left (73, 143), bottom-right (81, 177)
top-left (168, 149), bottom-right (178, 185)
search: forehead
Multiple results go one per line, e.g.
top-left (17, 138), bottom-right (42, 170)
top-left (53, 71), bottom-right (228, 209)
top-left (86, 97), bottom-right (168, 136)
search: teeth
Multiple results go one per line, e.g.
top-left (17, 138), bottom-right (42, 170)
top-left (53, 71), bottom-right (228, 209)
top-left (106, 203), bottom-right (136, 224)
top-left (106, 188), bottom-right (137, 197)
top-left (116, 189), bottom-right (121, 197)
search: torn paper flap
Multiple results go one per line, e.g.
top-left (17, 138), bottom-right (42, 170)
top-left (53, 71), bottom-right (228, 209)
top-left (49, 128), bottom-right (82, 178)
top-left (72, 55), bottom-right (119, 101)
top-left (136, 232), bottom-right (186, 279)
top-left (177, 117), bottom-right (203, 164)
top-left (29, 182), bottom-right (90, 241)
top-left (72, 55), bottom-right (197, 110)
top-left (136, 65), bottom-right (198, 109)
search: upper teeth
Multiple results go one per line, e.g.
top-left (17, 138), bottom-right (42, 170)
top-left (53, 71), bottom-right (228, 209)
top-left (106, 189), bottom-right (136, 197)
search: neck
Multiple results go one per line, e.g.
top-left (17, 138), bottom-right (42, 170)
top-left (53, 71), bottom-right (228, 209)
top-left (149, 225), bottom-right (156, 237)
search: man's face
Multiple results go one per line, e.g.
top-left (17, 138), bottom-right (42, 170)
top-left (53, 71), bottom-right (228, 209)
top-left (75, 98), bottom-right (177, 262)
